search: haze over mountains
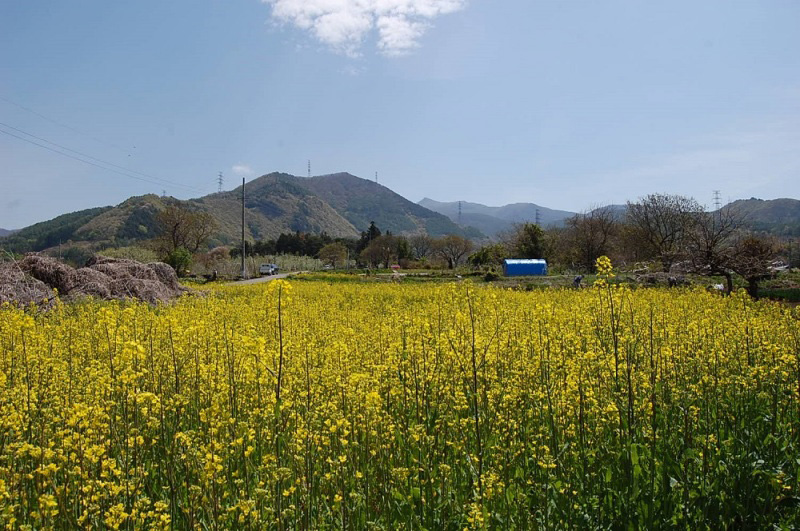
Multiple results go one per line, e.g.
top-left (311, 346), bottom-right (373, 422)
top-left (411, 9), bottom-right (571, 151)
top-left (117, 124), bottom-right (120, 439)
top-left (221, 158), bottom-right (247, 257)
top-left (419, 198), bottom-right (576, 237)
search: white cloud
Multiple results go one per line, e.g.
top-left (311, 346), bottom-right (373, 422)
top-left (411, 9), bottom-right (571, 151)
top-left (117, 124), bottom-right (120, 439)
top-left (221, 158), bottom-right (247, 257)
top-left (262, 0), bottom-right (467, 56)
top-left (232, 164), bottom-right (255, 177)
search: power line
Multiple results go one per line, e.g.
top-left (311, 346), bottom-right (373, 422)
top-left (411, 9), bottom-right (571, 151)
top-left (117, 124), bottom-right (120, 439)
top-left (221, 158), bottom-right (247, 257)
top-left (0, 122), bottom-right (205, 194)
top-left (0, 94), bottom-right (132, 154)
top-left (0, 127), bottom-right (205, 193)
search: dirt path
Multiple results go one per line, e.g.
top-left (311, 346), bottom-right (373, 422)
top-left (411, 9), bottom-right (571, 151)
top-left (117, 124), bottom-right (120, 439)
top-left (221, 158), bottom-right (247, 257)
top-left (232, 272), bottom-right (302, 285)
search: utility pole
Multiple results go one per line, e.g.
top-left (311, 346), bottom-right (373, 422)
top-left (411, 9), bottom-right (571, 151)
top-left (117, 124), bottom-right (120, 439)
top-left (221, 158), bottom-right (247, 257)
top-left (218, 172), bottom-right (224, 193)
top-left (241, 177), bottom-right (247, 279)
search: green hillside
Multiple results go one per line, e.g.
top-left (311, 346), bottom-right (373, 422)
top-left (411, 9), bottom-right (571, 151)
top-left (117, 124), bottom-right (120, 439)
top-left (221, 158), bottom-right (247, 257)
top-left (0, 206), bottom-right (112, 253)
top-left (725, 198), bottom-right (800, 236)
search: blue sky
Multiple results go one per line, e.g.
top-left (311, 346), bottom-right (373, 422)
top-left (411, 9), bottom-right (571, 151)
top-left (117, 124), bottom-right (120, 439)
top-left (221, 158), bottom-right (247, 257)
top-left (1, 0), bottom-right (799, 229)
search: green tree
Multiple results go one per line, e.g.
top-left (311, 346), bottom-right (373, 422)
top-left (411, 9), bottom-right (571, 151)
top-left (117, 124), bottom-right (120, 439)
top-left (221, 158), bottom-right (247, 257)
top-left (357, 221), bottom-right (382, 253)
top-left (469, 244), bottom-right (507, 268)
top-left (164, 247), bottom-right (192, 276)
top-left (511, 223), bottom-right (546, 259)
top-left (318, 242), bottom-right (348, 269)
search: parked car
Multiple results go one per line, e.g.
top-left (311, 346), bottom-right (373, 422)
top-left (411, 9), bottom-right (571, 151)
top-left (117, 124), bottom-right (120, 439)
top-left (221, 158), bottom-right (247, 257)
top-left (259, 263), bottom-right (279, 276)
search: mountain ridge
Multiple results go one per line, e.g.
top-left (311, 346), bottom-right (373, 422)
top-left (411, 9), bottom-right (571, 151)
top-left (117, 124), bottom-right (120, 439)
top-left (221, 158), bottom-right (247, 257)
top-left (420, 197), bottom-right (800, 238)
top-left (0, 172), bottom-right (479, 254)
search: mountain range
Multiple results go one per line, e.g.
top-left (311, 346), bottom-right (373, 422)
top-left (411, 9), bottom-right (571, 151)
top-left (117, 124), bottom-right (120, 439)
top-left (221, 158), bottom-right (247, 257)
top-left (419, 198), bottom-right (575, 236)
top-left (2, 172), bottom-right (798, 256)
top-left (421, 197), bottom-right (800, 238)
top-left (0, 172), bottom-right (479, 254)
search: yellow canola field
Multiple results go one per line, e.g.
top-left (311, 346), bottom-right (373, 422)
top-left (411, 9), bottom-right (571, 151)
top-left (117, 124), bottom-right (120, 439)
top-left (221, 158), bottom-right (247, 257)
top-left (0, 280), bottom-right (798, 529)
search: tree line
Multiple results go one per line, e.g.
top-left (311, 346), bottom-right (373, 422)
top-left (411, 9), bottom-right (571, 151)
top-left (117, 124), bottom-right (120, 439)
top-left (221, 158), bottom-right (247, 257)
top-left (509, 194), bottom-right (784, 296)
top-left (149, 195), bottom-right (790, 296)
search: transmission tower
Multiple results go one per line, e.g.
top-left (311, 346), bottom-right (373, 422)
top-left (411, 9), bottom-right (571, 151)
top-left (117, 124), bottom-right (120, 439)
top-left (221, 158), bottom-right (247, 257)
top-left (713, 190), bottom-right (722, 210)
top-left (535, 208), bottom-right (541, 226)
top-left (217, 172), bottom-right (224, 193)
top-left (375, 171), bottom-right (378, 184)
top-left (458, 201), bottom-right (462, 225)
top-left (308, 160), bottom-right (311, 178)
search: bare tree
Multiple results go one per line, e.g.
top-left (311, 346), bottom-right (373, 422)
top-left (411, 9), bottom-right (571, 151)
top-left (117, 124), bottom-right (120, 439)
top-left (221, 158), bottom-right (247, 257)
top-left (626, 193), bottom-right (701, 272)
top-left (154, 203), bottom-right (216, 255)
top-left (684, 207), bottom-right (745, 293)
top-left (565, 206), bottom-right (618, 272)
top-left (409, 233), bottom-right (434, 260)
top-left (435, 234), bottom-right (474, 269)
top-left (730, 235), bottom-right (778, 298)
top-left (360, 235), bottom-right (397, 268)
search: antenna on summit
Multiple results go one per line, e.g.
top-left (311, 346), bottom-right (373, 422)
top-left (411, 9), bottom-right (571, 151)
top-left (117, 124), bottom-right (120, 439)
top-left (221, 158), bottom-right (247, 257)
top-left (217, 172), bottom-right (224, 193)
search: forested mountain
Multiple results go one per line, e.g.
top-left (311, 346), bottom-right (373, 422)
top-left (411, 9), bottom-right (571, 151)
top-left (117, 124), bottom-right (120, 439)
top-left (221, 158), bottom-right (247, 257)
top-left (724, 198), bottom-right (800, 236)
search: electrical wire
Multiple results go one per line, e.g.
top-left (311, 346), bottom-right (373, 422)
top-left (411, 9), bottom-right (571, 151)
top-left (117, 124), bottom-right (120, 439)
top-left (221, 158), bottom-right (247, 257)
top-left (0, 122), bottom-right (210, 194)
top-left (0, 94), bottom-right (132, 154)
top-left (0, 127), bottom-right (196, 191)
top-left (0, 121), bottom-right (204, 193)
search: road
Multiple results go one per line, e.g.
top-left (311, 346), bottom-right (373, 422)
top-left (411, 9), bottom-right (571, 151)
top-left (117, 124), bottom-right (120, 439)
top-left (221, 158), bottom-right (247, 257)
top-left (232, 272), bottom-right (301, 285)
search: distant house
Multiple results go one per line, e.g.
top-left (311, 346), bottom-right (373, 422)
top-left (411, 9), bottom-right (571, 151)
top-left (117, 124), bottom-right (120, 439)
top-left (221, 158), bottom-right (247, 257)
top-left (503, 259), bottom-right (547, 276)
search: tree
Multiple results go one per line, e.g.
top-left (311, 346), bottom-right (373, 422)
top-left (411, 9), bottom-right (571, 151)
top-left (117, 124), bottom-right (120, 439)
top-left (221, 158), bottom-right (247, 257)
top-left (510, 223), bottom-right (546, 259)
top-left (469, 243), bottom-right (506, 268)
top-left (730, 235), bottom-right (778, 298)
top-left (318, 242), bottom-right (348, 269)
top-left (565, 206), bottom-right (618, 272)
top-left (684, 207), bottom-right (744, 293)
top-left (627, 194), bottom-right (700, 271)
top-left (164, 247), bottom-right (192, 276)
top-left (409, 233), bottom-right (434, 260)
top-left (153, 204), bottom-right (216, 256)
top-left (357, 221), bottom-right (382, 254)
top-left (360, 235), bottom-right (398, 268)
top-left (396, 236), bottom-right (412, 261)
top-left (435, 235), bottom-right (474, 269)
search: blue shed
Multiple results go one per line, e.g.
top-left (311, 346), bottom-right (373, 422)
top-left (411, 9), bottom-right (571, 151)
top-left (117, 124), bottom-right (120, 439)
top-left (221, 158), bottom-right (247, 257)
top-left (503, 259), bottom-right (548, 276)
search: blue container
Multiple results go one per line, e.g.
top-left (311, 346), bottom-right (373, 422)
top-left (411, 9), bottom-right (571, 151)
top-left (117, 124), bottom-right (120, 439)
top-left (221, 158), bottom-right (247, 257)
top-left (503, 259), bottom-right (548, 276)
